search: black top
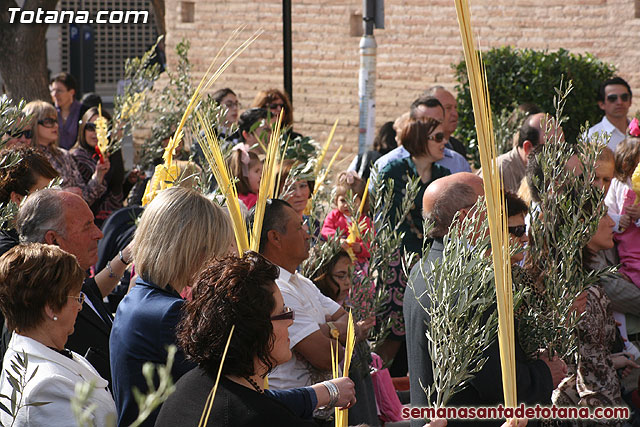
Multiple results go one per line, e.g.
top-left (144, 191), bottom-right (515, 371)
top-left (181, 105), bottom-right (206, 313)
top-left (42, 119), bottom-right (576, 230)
top-left (66, 277), bottom-right (113, 385)
top-left (448, 136), bottom-right (467, 158)
top-left (155, 367), bottom-right (316, 427)
top-left (405, 240), bottom-right (552, 427)
top-left (0, 228), bottom-right (19, 258)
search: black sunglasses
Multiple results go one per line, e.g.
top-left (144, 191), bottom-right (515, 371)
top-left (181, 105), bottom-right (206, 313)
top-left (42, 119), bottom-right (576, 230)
top-left (38, 117), bottom-right (58, 128)
top-left (508, 225), bottom-right (526, 238)
top-left (270, 306), bottom-right (295, 321)
top-left (84, 122), bottom-right (97, 132)
top-left (606, 93), bottom-right (630, 103)
top-left (6, 129), bottom-right (32, 139)
top-left (429, 132), bottom-right (445, 143)
top-left (266, 103), bottom-right (285, 110)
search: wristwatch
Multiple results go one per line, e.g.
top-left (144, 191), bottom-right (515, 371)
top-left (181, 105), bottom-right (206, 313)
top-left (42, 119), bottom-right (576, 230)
top-left (327, 322), bottom-right (340, 339)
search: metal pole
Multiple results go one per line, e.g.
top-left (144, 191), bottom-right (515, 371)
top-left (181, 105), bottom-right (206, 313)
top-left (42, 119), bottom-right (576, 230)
top-left (357, 0), bottom-right (377, 155)
top-left (283, 0), bottom-right (293, 102)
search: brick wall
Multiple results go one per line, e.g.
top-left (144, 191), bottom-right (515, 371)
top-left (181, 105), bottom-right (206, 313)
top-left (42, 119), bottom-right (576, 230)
top-left (164, 0), bottom-right (640, 165)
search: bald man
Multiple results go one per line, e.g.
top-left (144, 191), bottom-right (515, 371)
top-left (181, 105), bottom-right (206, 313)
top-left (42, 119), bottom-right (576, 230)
top-left (404, 173), bottom-right (564, 427)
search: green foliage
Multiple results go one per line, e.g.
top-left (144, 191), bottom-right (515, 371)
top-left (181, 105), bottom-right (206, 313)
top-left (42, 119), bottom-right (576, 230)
top-left (0, 96), bottom-right (31, 230)
top-left (139, 39), bottom-right (194, 170)
top-left (411, 201), bottom-right (498, 408)
top-left (130, 346), bottom-right (177, 427)
top-left (453, 47), bottom-right (616, 168)
top-left (111, 36), bottom-right (163, 155)
top-left (0, 351), bottom-right (51, 426)
top-left (520, 81), bottom-right (610, 359)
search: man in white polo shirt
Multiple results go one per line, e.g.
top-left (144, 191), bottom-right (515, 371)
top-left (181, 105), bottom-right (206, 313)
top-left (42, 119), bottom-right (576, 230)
top-left (588, 76), bottom-right (633, 151)
top-left (256, 199), bottom-right (349, 390)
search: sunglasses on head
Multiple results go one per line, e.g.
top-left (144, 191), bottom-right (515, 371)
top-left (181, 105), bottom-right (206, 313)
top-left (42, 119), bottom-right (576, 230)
top-left (508, 225), bottom-right (526, 237)
top-left (6, 129), bottom-right (32, 139)
top-left (606, 93), bottom-right (630, 103)
top-left (38, 117), bottom-right (58, 128)
top-left (429, 132), bottom-right (445, 143)
top-left (270, 306), bottom-right (295, 321)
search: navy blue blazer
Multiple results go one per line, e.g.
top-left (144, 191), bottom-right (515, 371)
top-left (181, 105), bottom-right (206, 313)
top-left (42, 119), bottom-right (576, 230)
top-left (110, 277), bottom-right (194, 427)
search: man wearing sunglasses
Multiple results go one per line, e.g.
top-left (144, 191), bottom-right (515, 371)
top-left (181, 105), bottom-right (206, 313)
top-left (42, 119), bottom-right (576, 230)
top-left (588, 76), bottom-right (633, 151)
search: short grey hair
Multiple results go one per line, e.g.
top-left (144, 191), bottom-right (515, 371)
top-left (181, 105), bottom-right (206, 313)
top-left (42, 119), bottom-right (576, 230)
top-left (16, 188), bottom-right (66, 243)
top-left (423, 182), bottom-right (478, 239)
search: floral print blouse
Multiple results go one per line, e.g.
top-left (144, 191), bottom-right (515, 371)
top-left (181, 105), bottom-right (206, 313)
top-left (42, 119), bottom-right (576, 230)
top-left (40, 146), bottom-right (106, 206)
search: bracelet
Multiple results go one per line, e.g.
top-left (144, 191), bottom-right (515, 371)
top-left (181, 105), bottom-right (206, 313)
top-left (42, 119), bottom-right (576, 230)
top-left (106, 260), bottom-right (116, 278)
top-left (322, 380), bottom-right (339, 408)
top-left (119, 250), bottom-right (130, 265)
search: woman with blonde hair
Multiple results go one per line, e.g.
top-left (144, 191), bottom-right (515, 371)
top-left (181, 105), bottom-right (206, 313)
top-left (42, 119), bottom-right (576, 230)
top-left (110, 186), bottom-right (234, 427)
top-left (23, 100), bottom-right (109, 205)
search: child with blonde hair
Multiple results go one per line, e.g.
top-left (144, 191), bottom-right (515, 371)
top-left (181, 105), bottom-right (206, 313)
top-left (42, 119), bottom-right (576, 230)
top-left (321, 171), bottom-right (372, 262)
top-left (605, 129), bottom-right (640, 359)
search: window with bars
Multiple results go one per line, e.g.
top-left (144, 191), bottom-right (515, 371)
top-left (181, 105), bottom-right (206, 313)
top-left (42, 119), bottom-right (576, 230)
top-left (59, 0), bottom-right (158, 91)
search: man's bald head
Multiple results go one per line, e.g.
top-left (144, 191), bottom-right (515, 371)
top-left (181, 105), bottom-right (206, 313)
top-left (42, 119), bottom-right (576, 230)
top-left (423, 173), bottom-right (484, 239)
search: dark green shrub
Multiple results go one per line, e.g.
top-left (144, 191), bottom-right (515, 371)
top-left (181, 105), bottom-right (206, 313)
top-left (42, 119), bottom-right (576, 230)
top-left (453, 47), bottom-right (616, 168)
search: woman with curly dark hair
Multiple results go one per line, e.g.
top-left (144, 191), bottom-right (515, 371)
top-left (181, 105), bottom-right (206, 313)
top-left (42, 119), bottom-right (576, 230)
top-left (155, 252), bottom-right (356, 427)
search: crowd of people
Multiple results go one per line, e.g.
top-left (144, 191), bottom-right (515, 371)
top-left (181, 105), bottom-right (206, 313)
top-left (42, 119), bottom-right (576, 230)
top-left (0, 70), bottom-right (638, 427)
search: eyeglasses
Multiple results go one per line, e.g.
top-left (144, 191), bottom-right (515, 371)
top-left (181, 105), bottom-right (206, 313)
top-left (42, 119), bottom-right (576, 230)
top-left (606, 93), bottom-right (630, 103)
top-left (222, 101), bottom-right (240, 109)
top-left (429, 132), bottom-right (445, 143)
top-left (266, 103), bottom-right (285, 111)
top-left (6, 129), bottom-right (32, 139)
top-left (508, 225), bottom-right (526, 238)
top-left (84, 122), bottom-right (97, 132)
top-left (67, 291), bottom-right (86, 305)
top-left (270, 306), bottom-right (295, 321)
top-left (38, 118), bottom-right (58, 128)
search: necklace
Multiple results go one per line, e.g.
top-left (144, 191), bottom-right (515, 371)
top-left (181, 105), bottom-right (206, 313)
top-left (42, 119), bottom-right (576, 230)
top-left (245, 376), bottom-right (264, 394)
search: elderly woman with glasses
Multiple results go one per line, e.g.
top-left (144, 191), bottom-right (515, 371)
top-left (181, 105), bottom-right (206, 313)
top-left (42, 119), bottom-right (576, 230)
top-left (156, 252), bottom-right (356, 427)
top-left (375, 117), bottom-right (451, 371)
top-left (23, 100), bottom-right (109, 206)
top-left (0, 243), bottom-right (116, 426)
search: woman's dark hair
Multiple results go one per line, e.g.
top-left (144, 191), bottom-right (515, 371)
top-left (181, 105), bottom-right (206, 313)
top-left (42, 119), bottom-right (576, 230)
top-left (178, 252), bottom-right (280, 378)
top-left (49, 72), bottom-right (77, 93)
top-left (0, 147), bottom-right (58, 204)
top-left (400, 117), bottom-right (440, 157)
top-left (238, 108), bottom-right (268, 141)
top-left (76, 107), bottom-right (112, 152)
top-left (212, 88), bottom-right (236, 105)
top-left (373, 121), bottom-right (397, 155)
top-left (311, 250), bottom-right (351, 301)
top-left (0, 243), bottom-right (84, 332)
top-left (505, 191), bottom-right (528, 218)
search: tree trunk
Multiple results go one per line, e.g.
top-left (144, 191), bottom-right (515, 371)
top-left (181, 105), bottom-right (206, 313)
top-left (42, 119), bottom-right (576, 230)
top-left (0, 0), bottom-right (58, 102)
top-left (150, 0), bottom-right (165, 36)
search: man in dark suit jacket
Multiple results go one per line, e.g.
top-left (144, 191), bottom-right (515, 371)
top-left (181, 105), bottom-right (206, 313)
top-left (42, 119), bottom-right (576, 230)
top-left (14, 189), bottom-right (132, 385)
top-left (404, 173), bottom-right (566, 427)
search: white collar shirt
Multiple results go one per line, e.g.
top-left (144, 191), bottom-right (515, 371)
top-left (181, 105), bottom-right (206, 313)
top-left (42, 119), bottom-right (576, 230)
top-left (268, 267), bottom-right (341, 389)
